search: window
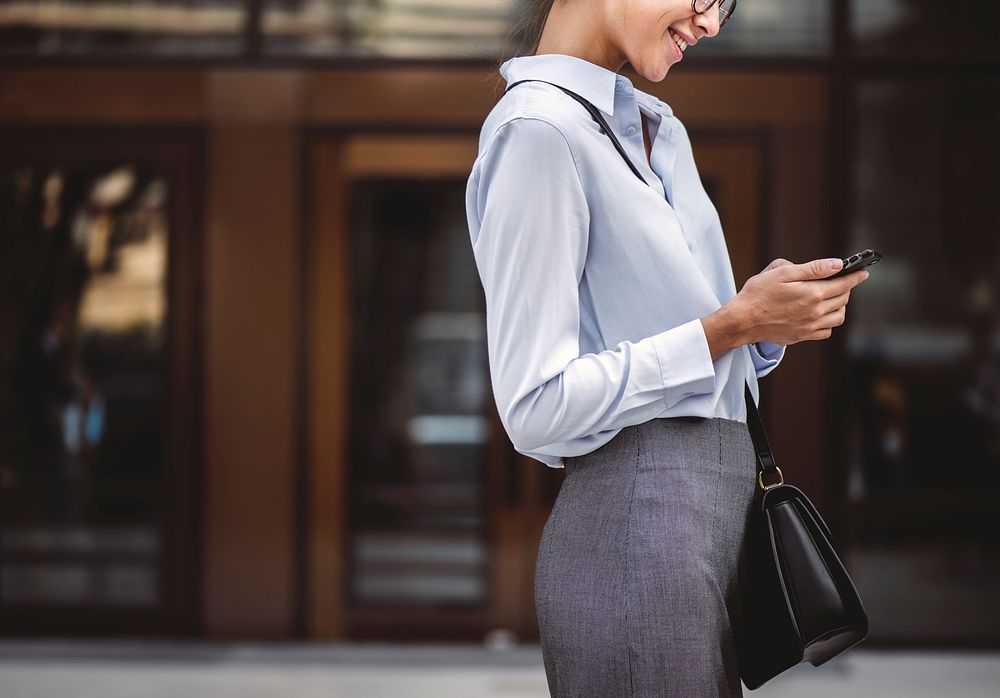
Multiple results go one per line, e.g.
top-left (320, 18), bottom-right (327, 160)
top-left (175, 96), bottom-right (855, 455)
top-left (346, 180), bottom-right (491, 606)
top-left (842, 76), bottom-right (1000, 642)
top-left (0, 0), bottom-right (246, 56)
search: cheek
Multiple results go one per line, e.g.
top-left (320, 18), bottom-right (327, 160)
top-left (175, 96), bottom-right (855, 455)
top-left (649, 6), bottom-right (683, 39)
top-left (627, 4), bottom-right (684, 59)
top-left (636, 16), bottom-right (667, 49)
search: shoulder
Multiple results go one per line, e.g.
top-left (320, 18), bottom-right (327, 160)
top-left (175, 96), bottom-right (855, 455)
top-left (471, 111), bottom-right (590, 194)
top-left (496, 80), bottom-right (594, 129)
top-left (476, 82), bottom-right (596, 164)
top-left (470, 116), bottom-right (586, 205)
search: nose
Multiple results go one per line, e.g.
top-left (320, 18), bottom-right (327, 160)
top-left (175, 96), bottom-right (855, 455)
top-left (693, 6), bottom-right (721, 38)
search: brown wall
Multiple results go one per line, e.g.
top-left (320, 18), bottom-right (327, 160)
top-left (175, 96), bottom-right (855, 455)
top-left (202, 72), bottom-right (303, 636)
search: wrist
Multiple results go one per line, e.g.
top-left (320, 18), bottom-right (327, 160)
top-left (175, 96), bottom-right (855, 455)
top-left (701, 300), bottom-right (756, 361)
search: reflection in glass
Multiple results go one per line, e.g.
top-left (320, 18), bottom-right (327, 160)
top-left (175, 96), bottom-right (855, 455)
top-left (851, 0), bottom-right (999, 57)
top-left (0, 0), bottom-right (245, 56)
top-left (0, 162), bottom-right (169, 607)
top-left (844, 77), bottom-right (1000, 642)
top-left (264, 0), bottom-right (830, 58)
top-left (656, 0), bottom-right (827, 56)
top-left (263, 0), bottom-right (515, 57)
top-left (347, 180), bottom-right (490, 606)
top-left (681, 0), bottom-right (828, 55)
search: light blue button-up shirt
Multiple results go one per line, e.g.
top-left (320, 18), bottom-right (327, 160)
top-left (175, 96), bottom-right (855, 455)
top-left (465, 53), bottom-right (786, 468)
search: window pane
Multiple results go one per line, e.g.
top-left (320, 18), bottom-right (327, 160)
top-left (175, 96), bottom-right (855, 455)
top-left (263, 0), bottom-right (514, 57)
top-left (263, 0), bottom-right (831, 58)
top-left (851, 0), bottom-right (1000, 57)
top-left (0, 163), bottom-right (169, 608)
top-left (844, 77), bottom-right (1000, 642)
top-left (687, 0), bottom-right (830, 56)
top-left (0, 0), bottom-right (246, 56)
top-left (346, 179), bottom-right (491, 607)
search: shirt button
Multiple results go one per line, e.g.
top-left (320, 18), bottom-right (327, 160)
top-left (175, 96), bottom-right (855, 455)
top-left (615, 81), bottom-right (624, 92)
top-left (626, 125), bottom-right (637, 136)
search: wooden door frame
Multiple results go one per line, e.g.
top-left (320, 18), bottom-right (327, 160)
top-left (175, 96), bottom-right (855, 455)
top-left (303, 130), bottom-right (508, 640)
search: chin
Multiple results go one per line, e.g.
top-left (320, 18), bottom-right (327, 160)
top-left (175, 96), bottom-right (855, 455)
top-left (645, 60), bottom-right (672, 82)
top-left (652, 47), bottom-right (679, 80)
top-left (631, 47), bottom-right (674, 82)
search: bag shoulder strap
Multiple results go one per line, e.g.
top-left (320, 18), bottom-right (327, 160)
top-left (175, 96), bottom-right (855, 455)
top-left (504, 77), bottom-right (781, 485)
top-left (504, 79), bottom-right (648, 184)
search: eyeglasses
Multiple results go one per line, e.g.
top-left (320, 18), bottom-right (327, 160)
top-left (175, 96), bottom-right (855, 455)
top-left (692, 0), bottom-right (738, 29)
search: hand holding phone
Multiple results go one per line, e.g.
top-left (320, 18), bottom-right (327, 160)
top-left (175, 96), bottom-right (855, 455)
top-left (825, 248), bottom-right (882, 279)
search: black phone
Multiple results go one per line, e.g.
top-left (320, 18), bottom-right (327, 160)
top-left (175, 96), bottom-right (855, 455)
top-left (825, 248), bottom-right (882, 279)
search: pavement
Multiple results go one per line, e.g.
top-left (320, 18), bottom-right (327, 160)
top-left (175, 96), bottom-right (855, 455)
top-left (0, 640), bottom-right (998, 697)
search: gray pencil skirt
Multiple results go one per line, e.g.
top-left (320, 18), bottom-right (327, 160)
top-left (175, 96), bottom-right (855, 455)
top-left (534, 415), bottom-right (758, 698)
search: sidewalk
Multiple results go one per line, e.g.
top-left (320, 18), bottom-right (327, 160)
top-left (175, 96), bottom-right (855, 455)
top-left (0, 639), bottom-right (998, 697)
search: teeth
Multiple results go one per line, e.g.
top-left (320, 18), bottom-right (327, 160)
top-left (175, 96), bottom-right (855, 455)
top-left (669, 30), bottom-right (687, 52)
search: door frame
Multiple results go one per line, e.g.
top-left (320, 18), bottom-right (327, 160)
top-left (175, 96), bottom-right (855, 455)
top-left (0, 126), bottom-right (204, 636)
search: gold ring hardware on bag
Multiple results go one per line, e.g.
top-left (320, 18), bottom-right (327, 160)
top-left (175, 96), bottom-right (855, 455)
top-left (758, 466), bottom-right (784, 491)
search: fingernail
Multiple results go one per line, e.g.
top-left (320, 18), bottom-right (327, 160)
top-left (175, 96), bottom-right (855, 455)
top-left (862, 270), bottom-right (870, 279)
top-left (828, 258), bottom-right (842, 270)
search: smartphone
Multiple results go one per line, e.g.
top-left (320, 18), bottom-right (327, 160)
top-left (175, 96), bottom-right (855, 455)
top-left (825, 248), bottom-right (882, 279)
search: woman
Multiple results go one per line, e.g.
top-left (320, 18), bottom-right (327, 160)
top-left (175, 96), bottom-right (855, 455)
top-left (464, 1), bottom-right (870, 695)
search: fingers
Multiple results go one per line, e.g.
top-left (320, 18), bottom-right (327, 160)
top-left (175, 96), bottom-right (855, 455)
top-left (800, 307), bottom-right (846, 341)
top-left (779, 257), bottom-right (845, 281)
top-left (809, 287), bottom-right (854, 339)
top-left (812, 268), bottom-right (869, 299)
top-left (764, 257), bottom-right (793, 272)
top-left (817, 289), bottom-right (851, 316)
top-left (813, 306), bottom-right (847, 331)
top-left (778, 257), bottom-right (872, 288)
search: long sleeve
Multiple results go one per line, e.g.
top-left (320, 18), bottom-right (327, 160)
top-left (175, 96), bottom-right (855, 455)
top-left (469, 116), bottom-right (717, 455)
top-left (749, 340), bottom-right (786, 379)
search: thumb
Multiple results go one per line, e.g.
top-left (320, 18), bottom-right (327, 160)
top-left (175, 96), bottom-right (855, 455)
top-left (783, 257), bottom-right (843, 280)
top-left (763, 258), bottom-right (794, 272)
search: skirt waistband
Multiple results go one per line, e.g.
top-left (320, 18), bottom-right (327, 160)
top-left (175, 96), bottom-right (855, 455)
top-left (564, 416), bottom-right (755, 476)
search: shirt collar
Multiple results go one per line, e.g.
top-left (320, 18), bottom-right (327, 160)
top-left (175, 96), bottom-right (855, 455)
top-left (634, 90), bottom-right (673, 119)
top-left (499, 53), bottom-right (620, 118)
top-left (499, 54), bottom-right (674, 120)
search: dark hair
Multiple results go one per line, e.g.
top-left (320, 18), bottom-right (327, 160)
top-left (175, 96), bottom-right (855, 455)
top-left (491, 0), bottom-right (556, 99)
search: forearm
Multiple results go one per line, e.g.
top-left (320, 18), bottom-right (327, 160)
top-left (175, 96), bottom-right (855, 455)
top-left (495, 319), bottom-right (717, 453)
top-left (700, 301), bottom-right (756, 362)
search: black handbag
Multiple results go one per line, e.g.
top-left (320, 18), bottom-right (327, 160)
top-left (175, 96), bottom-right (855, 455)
top-left (738, 383), bottom-right (869, 688)
top-left (505, 78), bottom-right (870, 689)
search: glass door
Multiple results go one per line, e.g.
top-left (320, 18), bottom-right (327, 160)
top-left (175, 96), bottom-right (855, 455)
top-left (346, 175), bottom-right (492, 618)
top-left (305, 134), bottom-right (539, 640)
top-left (837, 75), bottom-right (1000, 644)
top-left (0, 129), bottom-right (202, 635)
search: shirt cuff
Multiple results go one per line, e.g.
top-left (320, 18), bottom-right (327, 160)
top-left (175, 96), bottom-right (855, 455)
top-left (749, 340), bottom-right (786, 378)
top-left (756, 341), bottom-right (784, 359)
top-left (649, 317), bottom-right (717, 408)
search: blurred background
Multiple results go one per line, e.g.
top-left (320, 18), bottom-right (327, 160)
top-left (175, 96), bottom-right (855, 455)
top-left (0, 0), bottom-right (998, 695)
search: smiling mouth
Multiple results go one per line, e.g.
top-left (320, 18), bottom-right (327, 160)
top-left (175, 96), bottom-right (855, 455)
top-left (669, 30), bottom-right (689, 53)
top-left (666, 33), bottom-right (683, 61)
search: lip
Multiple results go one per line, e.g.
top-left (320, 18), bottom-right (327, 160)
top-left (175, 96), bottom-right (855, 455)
top-left (670, 28), bottom-right (697, 47)
top-left (668, 32), bottom-right (684, 61)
